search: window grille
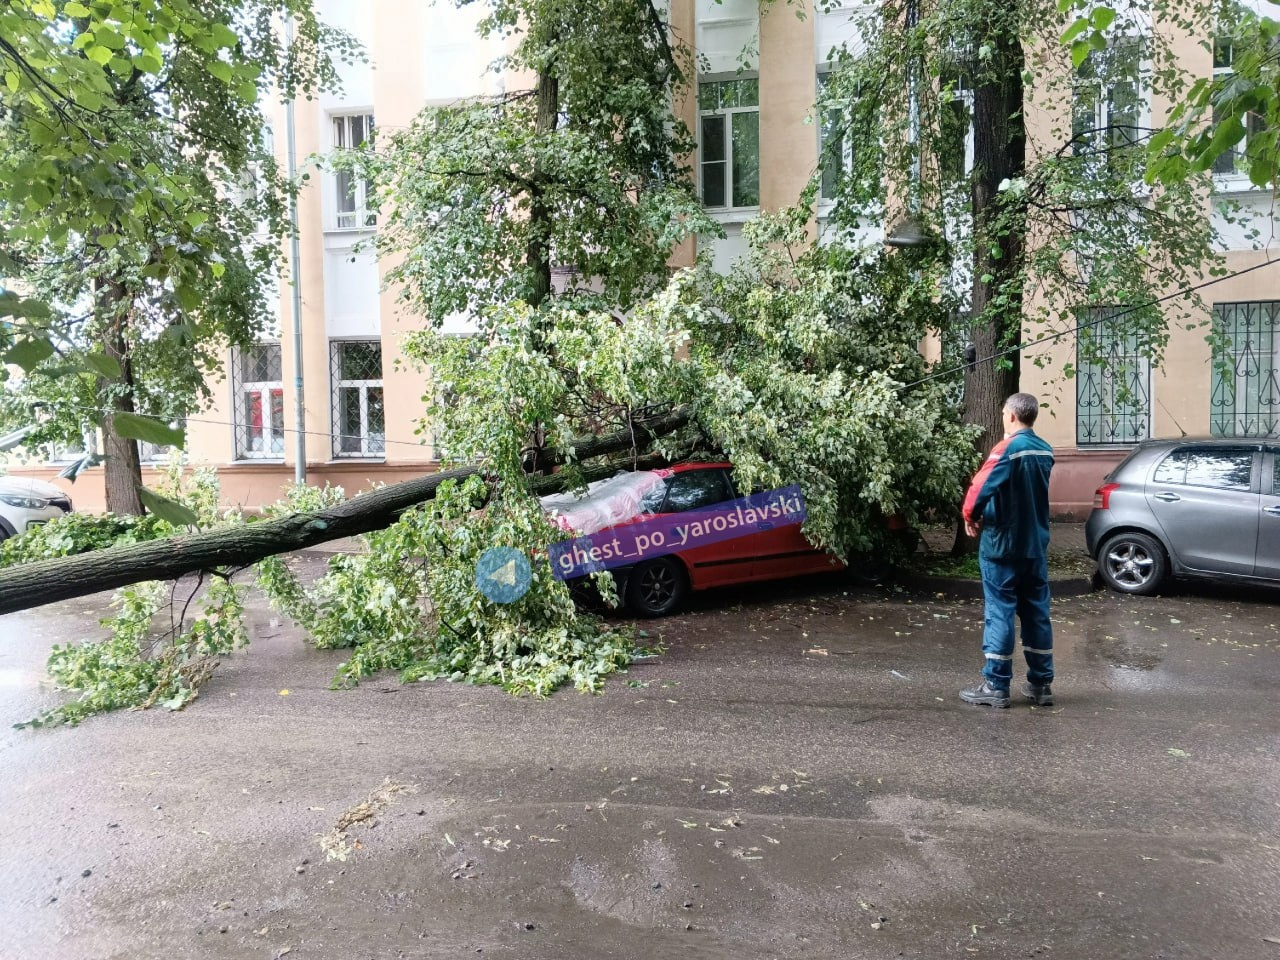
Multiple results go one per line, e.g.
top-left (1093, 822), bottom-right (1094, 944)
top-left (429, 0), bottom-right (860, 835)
top-left (1076, 306), bottom-right (1151, 445)
top-left (330, 340), bottom-right (385, 458)
top-left (232, 344), bottom-right (284, 459)
top-left (1210, 300), bottom-right (1280, 437)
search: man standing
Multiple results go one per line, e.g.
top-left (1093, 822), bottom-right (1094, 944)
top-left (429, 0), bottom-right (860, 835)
top-left (959, 393), bottom-right (1055, 708)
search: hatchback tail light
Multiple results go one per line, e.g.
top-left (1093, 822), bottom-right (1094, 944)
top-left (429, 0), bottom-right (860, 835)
top-left (1093, 482), bottom-right (1120, 510)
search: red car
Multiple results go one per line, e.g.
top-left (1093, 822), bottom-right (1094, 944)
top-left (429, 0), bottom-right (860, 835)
top-left (584, 462), bottom-right (844, 617)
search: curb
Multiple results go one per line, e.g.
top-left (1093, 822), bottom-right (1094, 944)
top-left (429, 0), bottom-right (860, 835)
top-left (889, 567), bottom-right (1099, 599)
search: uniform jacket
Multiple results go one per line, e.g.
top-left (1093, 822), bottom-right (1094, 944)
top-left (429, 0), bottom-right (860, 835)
top-left (962, 428), bottom-right (1054, 560)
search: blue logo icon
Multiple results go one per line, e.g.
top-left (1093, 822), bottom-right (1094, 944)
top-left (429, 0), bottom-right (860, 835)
top-left (475, 547), bottom-right (532, 604)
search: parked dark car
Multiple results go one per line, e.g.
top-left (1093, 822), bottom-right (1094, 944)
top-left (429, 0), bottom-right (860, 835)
top-left (1085, 438), bottom-right (1280, 594)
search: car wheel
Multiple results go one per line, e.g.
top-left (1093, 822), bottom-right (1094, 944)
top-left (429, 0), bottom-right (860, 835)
top-left (1098, 531), bottom-right (1168, 595)
top-left (626, 557), bottom-right (689, 617)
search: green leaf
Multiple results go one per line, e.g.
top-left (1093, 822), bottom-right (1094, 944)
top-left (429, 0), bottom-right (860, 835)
top-left (4, 71), bottom-right (19, 93)
top-left (111, 412), bottom-right (186, 448)
top-left (176, 284), bottom-right (200, 312)
top-left (1070, 39), bottom-right (1091, 69)
top-left (1088, 30), bottom-right (1107, 52)
top-left (185, 211), bottom-right (209, 229)
top-left (210, 22), bottom-right (239, 49)
top-left (1060, 19), bottom-right (1088, 45)
top-left (84, 353), bottom-right (123, 379)
top-left (3, 338), bottom-right (56, 373)
top-left (139, 487), bottom-right (199, 527)
top-left (1089, 7), bottom-right (1115, 30)
top-left (85, 44), bottom-right (114, 66)
top-left (64, 1), bottom-right (91, 15)
top-left (208, 60), bottom-right (232, 83)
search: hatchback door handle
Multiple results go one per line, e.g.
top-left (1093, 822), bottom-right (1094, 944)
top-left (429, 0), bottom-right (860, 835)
top-left (1265, 506), bottom-right (1280, 517)
top-left (1153, 492), bottom-right (1181, 502)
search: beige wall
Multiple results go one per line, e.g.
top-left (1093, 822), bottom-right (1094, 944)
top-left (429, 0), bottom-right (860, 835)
top-left (371, 7), bottom-right (433, 466)
top-left (759, 0), bottom-right (817, 214)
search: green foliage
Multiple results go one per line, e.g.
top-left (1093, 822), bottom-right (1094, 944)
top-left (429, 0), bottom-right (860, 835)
top-left (255, 479), bottom-right (635, 695)
top-left (680, 212), bottom-right (979, 553)
top-left (0, 511), bottom-right (167, 567)
top-left (824, 0), bottom-right (1234, 390)
top-left (14, 465), bottom-right (245, 728)
top-left (1059, 2), bottom-right (1278, 189)
top-left (0, 0), bottom-right (359, 503)
top-left (369, 0), bottom-right (714, 323)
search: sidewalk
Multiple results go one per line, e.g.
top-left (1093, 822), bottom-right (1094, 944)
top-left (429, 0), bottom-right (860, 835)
top-left (919, 521), bottom-right (1089, 557)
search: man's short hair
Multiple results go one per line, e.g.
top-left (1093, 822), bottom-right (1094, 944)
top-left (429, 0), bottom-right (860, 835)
top-left (1004, 392), bottom-right (1039, 426)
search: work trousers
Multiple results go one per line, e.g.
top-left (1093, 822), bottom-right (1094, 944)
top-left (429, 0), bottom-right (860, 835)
top-left (979, 555), bottom-right (1054, 691)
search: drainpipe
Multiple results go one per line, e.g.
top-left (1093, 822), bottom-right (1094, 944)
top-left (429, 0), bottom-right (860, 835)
top-left (284, 15), bottom-right (306, 485)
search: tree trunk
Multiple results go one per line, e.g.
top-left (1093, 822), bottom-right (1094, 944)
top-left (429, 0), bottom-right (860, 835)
top-left (101, 294), bottom-right (144, 516)
top-left (93, 276), bottom-right (144, 515)
top-left (0, 410), bottom-right (690, 616)
top-left (526, 64), bottom-right (560, 311)
top-left (955, 5), bottom-right (1026, 554)
top-left (523, 61), bottom-right (560, 472)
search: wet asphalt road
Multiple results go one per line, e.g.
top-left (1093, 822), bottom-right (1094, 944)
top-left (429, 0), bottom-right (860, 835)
top-left (1, 567), bottom-right (1278, 960)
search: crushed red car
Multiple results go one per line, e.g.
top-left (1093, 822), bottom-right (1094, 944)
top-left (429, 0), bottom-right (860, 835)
top-left (542, 462), bottom-right (844, 616)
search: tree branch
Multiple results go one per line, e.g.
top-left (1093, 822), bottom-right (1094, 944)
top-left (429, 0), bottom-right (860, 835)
top-left (0, 409), bottom-right (691, 615)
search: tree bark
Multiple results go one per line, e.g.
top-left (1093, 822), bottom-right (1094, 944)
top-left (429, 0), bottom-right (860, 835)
top-left (526, 64), bottom-right (560, 311)
top-left (0, 410), bottom-right (690, 616)
top-left (101, 287), bottom-right (145, 516)
top-left (955, 3), bottom-right (1026, 554)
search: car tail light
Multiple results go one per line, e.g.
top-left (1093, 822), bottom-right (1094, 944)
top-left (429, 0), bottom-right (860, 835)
top-left (1093, 482), bottom-right (1120, 510)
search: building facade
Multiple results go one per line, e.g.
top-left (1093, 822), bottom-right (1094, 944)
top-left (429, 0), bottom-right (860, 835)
top-left (10, 0), bottom-right (1276, 518)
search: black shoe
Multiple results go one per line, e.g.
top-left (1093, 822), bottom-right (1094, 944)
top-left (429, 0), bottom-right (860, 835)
top-left (959, 678), bottom-right (1010, 708)
top-left (1021, 681), bottom-right (1053, 706)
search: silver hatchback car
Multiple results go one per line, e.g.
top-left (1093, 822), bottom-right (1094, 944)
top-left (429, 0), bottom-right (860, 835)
top-left (1085, 438), bottom-right (1280, 594)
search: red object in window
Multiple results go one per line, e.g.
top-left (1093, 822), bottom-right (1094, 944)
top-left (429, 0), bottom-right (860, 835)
top-left (1093, 482), bottom-right (1120, 510)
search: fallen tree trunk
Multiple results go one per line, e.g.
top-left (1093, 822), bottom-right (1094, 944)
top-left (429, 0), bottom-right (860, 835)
top-left (0, 410), bottom-right (690, 616)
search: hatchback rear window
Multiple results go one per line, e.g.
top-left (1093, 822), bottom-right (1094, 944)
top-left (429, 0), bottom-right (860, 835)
top-left (1152, 448), bottom-right (1254, 491)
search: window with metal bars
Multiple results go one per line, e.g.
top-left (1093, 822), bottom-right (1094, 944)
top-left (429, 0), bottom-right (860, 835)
top-left (1075, 306), bottom-right (1151, 446)
top-left (1210, 300), bottom-right (1280, 438)
top-left (330, 340), bottom-right (385, 458)
top-left (232, 344), bottom-right (285, 460)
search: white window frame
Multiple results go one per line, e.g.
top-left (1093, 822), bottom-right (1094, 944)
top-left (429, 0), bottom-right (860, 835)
top-left (329, 112), bottom-right (376, 231)
top-left (816, 69), bottom-right (850, 205)
top-left (232, 344), bottom-right (285, 461)
top-left (698, 76), bottom-right (761, 212)
top-left (330, 340), bottom-right (385, 459)
top-left (1210, 38), bottom-right (1266, 188)
top-left (1072, 37), bottom-right (1148, 172)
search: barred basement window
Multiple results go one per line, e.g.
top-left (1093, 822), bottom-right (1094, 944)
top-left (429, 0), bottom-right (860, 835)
top-left (1076, 306), bottom-right (1151, 446)
top-left (232, 344), bottom-right (284, 459)
top-left (330, 340), bottom-right (385, 458)
top-left (1210, 300), bottom-right (1280, 438)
